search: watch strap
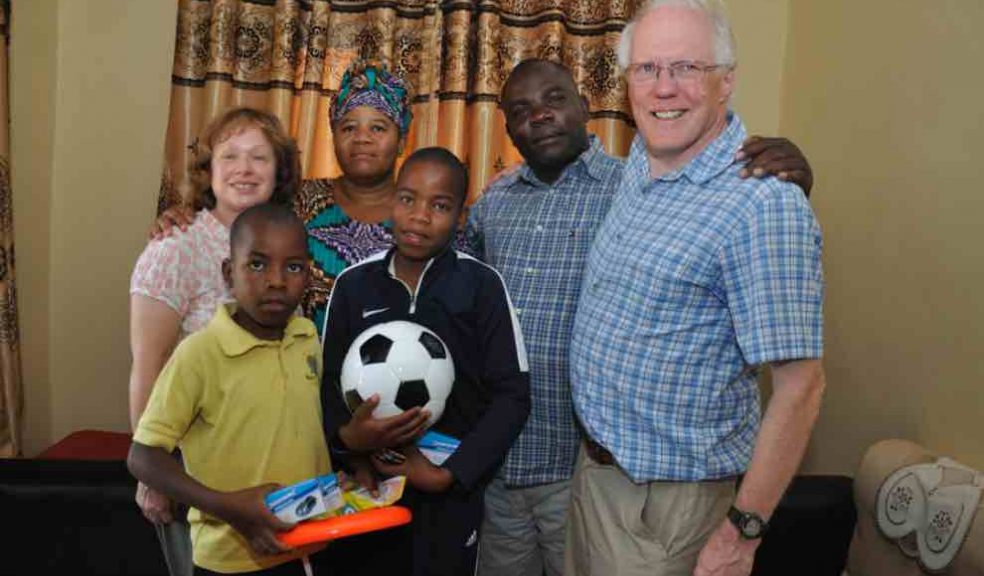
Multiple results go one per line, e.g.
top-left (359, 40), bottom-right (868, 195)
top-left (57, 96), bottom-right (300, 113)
top-left (727, 505), bottom-right (768, 539)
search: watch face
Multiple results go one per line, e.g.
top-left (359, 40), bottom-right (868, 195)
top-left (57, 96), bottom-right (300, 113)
top-left (728, 506), bottom-right (767, 539)
top-left (743, 516), bottom-right (763, 538)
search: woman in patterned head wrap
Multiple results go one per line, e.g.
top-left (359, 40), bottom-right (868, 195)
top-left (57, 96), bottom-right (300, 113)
top-left (294, 61), bottom-right (414, 333)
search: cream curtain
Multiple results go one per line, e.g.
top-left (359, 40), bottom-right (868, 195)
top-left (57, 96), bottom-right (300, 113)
top-left (161, 0), bottom-right (638, 207)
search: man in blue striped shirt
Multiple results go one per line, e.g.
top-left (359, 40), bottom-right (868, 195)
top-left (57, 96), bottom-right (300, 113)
top-left (468, 57), bottom-right (815, 576)
top-left (568, 2), bottom-right (826, 576)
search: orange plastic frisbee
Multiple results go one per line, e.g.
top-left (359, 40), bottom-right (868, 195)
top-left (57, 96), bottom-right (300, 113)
top-left (278, 506), bottom-right (413, 547)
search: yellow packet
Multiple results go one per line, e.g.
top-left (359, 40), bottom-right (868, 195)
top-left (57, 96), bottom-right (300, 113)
top-left (325, 473), bottom-right (406, 516)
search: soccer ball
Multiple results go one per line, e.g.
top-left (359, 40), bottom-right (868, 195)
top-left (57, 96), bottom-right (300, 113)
top-left (340, 321), bottom-right (455, 427)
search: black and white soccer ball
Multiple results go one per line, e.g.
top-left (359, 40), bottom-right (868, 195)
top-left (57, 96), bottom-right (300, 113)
top-left (340, 321), bottom-right (454, 427)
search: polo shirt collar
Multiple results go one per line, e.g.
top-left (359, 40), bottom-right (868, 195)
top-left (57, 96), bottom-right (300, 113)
top-left (627, 111), bottom-right (746, 187)
top-left (213, 303), bottom-right (315, 357)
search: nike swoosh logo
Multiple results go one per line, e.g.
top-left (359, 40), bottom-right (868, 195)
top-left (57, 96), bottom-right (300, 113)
top-left (362, 307), bottom-right (389, 319)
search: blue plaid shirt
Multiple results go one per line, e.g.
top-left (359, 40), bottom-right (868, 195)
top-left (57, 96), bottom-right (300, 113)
top-left (570, 113), bottom-right (824, 483)
top-left (466, 137), bottom-right (623, 487)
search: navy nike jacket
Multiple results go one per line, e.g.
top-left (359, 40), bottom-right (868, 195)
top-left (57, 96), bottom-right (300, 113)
top-left (321, 247), bottom-right (531, 492)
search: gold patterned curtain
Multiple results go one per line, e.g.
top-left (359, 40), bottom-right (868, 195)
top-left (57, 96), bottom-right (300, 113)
top-left (0, 0), bottom-right (24, 458)
top-left (162, 0), bottom-right (637, 208)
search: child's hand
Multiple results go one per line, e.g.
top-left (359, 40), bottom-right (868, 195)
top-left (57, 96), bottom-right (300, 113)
top-left (370, 449), bottom-right (411, 478)
top-left (377, 446), bottom-right (453, 494)
top-left (373, 448), bottom-right (406, 466)
top-left (218, 484), bottom-right (294, 556)
top-left (337, 394), bottom-right (430, 452)
top-left (148, 204), bottom-right (195, 240)
top-left (348, 455), bottom-right (381, 498)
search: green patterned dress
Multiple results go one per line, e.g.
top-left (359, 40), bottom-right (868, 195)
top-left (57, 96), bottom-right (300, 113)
top-left (294, 178), bottom-right (394, 336)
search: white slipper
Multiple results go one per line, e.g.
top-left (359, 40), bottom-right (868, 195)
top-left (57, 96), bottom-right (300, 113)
top-left (917, 468), bottom-right (982, 572)
top-left (876, 457), bottom-right (982, 572)
top-left (877, 462), bottom-right (939, 539)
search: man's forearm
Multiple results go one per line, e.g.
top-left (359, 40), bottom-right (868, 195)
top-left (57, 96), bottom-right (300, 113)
top-left (734, 359), bottom-right (825, 519)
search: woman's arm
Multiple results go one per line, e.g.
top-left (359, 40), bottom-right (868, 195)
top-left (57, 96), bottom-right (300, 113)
top-left (129, 294), bottom-right (182, 429)
top-left (129, 294), bottom-right (183, 525)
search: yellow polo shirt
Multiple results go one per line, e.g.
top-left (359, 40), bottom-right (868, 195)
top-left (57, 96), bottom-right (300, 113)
top-left (135, 304), bottom-right (331, 573)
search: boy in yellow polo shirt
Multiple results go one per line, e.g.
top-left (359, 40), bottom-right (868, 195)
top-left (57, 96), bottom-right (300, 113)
top-left (129, 204), bottom-right (332, 575)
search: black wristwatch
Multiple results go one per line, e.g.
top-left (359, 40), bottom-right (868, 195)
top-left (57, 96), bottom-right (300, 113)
top-left (727, 505), bottom-right (769, 539)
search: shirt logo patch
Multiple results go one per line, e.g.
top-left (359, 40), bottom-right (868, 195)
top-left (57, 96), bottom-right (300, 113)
top-left (362, 307), bottom-right (389, 319)
top-left (465, 530), bottom-right (477, 547)
top-left (306, 355), bottom-right (318, 378)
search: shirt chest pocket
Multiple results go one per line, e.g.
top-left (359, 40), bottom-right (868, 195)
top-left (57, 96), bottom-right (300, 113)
top-left (621, 236), bottom-right (720, 313)
top-left (563, 213), bottom-right (605, 253)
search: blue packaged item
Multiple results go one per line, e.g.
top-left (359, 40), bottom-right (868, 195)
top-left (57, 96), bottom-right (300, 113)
top-left (265, 472), bottom-right (407, 523)
top-left (416, 430), bottom-right (460, 466)
top-left (265, 473), bottom-right (342, 523)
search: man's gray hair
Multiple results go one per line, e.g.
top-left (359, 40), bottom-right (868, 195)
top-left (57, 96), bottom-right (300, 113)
top-left (616, 0), bottom-right (737, 69)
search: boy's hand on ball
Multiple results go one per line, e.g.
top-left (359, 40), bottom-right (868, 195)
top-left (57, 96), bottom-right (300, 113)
top-left (219, 484), bottom-right (294, 556)
top-left (339, 394), bottom-right (431, 452)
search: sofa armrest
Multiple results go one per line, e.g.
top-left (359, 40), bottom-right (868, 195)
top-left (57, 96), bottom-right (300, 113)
top-left (848, 439), bottom-right (984, 576)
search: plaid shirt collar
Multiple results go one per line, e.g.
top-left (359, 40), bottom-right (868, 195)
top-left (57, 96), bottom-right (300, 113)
top-left (626, 110), bottom-right (745, 189)
top-left (499, 135), bottom-right (608, 190)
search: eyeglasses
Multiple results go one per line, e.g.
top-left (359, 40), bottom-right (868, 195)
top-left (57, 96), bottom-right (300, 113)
top-left (625, 60), bottom-right (731, 85)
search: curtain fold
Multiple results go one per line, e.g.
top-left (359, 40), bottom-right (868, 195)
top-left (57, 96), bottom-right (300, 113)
top-left (162, 0), bottom-right (637, 208)
top-left (0, 0), bottom-right (24, 458)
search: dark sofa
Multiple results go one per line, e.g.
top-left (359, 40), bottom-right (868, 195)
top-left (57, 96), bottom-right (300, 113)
top-left (0, 458), bottom-right (167, 576)
top-left (0, 431), bottom-right (854, 576)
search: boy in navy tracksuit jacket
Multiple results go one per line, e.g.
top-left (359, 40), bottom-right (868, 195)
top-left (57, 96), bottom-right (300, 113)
top-left (321, 147), bottom-right (531, 576)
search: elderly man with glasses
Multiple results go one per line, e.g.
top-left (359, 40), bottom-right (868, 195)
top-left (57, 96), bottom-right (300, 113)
top-left (566, 1), bottom-right (827, 576)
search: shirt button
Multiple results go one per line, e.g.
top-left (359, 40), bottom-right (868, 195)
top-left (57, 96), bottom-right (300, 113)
top-left (536, 225), bottom-right (544, 232)
top-left (525, 267), bottom-right (535, 274)
top-left (515, 308), bottom-right (523, 316)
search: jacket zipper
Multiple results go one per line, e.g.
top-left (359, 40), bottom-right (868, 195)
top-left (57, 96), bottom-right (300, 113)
top-left (390, 257), bottom-right (435, 315)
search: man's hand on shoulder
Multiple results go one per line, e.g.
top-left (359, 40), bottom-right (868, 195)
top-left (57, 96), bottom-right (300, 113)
top-left (693, 518), bottom-right (759, 576)
top-left (737, 136), bottom-right (813, 197)
top-left (148, 204), bottom-right (196, 240)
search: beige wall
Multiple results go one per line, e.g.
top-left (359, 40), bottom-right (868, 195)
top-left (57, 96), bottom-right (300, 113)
top-left (783, 1), bottom-right (984, 475)
top-left (12, 0), bottom-right (177, 455)
top-left (726, 0), bottom-right (789, 136)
